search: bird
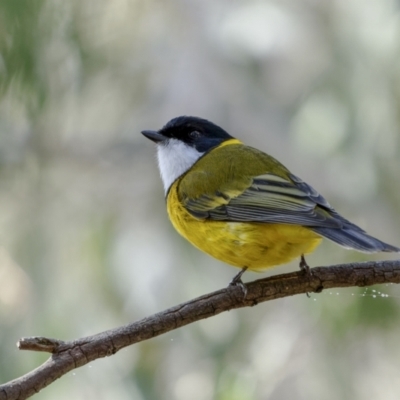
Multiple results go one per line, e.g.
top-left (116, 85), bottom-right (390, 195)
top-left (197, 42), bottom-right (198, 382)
top-left (141, 116), bottom-right (400, 283)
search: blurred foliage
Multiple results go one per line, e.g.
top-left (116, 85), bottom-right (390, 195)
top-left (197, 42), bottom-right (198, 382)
top-left (0, 1), bottom-right (44, 95)
top-left (0, 0), bottom-right (400, 399)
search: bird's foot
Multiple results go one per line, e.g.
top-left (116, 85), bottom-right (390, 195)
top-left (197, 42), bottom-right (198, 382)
top-left (299, 255), bottom-right (312, 298)
top-left (229, 266), bottom-right (248, 298)
top-left (299, 254), bottom-right (312, 276)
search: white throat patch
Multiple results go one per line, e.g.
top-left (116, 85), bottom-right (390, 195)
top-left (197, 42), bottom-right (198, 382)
top-left (156, 139), bottom-right (204, 193)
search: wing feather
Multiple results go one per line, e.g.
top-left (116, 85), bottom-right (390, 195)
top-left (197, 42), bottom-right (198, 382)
top-left (184, 171), bottom-right (342, 228)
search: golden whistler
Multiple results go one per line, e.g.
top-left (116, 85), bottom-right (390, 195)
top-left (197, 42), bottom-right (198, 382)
top-left (142, 116), bottom-right (399, 277)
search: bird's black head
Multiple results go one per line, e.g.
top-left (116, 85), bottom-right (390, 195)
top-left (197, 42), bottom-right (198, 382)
top-left (142, 116), bottom-right (233, 152)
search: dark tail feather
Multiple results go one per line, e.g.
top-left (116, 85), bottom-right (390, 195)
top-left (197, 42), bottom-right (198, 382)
top-left (312, 226), bottom-right (400, 253)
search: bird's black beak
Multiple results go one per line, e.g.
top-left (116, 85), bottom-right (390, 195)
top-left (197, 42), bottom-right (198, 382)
top-left (141, 130), bottom-right (167, 143)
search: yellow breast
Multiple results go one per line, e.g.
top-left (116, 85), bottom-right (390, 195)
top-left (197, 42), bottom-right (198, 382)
top-left (167, 182), bottom-right (322, 272)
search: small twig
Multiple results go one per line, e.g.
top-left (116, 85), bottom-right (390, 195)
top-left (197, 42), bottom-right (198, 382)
top-left (17, 337), bottom-right (65, 353)
top-left (1, 259), bottom-right (400, 400)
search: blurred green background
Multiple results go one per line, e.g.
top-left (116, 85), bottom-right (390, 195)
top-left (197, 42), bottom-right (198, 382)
top-left (1, 0), bottom-right (400, 399)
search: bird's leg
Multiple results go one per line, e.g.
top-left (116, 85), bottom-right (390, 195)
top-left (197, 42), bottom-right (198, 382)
top-left (230, 266), bottom-right (248, 284)
top-left (229, 266), bottom-right (248, 298)
top-left (299, 254), bottom-right (312, 275)
top-left (299, 254), bottom-right (312, 298)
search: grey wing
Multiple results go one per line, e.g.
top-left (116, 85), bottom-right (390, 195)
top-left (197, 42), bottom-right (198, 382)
top-left (186, 173), bottom-right (342, 228)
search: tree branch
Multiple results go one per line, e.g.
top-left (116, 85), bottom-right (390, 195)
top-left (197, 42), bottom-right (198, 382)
top-left (1, 259), bottom-right (400, 400)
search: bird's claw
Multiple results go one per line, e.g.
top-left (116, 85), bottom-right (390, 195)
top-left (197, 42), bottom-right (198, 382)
top-left (299, 255), bottom-right (313, 298)
top-left (299, 254), bottom-right (312, 276)
top-left (229, 267), bottom-right (248, 298)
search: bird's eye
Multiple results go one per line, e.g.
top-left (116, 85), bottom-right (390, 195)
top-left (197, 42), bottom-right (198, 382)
top-left (188, 131), bottom-right (201, 140)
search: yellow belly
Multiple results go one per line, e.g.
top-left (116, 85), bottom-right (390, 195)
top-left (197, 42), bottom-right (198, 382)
top-left (167, 189), bottom-right (322, 272)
